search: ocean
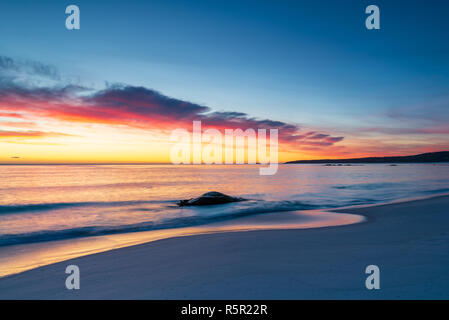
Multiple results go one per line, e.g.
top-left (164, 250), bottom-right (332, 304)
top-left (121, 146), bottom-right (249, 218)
top-left (1, 163), bottom-right (449, 247)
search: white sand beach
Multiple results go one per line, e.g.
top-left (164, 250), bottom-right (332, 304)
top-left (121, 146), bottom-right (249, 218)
top-left (0, 195), bottom-right (448, 299)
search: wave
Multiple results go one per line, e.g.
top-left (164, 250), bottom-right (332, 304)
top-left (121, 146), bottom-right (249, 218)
top-left (421, 187), bottom-right (449, 194)
top-left (0, 200), bottom-right (318, 246)
top-left (0, 200), bottom-right (174, 215)
top-left (332, 182), bottom-right (398, 190)
top-left (3, 185), bottom-right (449, 246)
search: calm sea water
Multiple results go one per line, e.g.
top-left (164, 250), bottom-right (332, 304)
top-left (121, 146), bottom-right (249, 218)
top-left (0, 164), bottom-right (448, 246)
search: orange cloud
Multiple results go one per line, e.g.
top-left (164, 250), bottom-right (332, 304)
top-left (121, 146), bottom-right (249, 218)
top-left (0, 130), bottom-right (73, 139)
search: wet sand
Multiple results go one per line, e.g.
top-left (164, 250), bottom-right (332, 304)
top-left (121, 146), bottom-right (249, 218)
top-left (0, 195), bottom-right (448, 299)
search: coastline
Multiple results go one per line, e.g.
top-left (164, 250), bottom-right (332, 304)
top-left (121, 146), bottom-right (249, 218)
top-left (0, 195), bottom-right (448, 299)
top-left (0, 207), bottom-right (364, 277)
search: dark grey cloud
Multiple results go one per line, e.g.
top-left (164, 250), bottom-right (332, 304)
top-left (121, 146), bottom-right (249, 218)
top-left (0, 55), bottom-right (60, 81)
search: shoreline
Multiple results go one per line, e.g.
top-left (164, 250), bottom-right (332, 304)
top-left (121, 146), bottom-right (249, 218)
top-left (1, 192), bottom-right (448, 278)
top-left (0, 194), bottom-right (448, 299)
top-left (0, 207), bottom-right (364, 278)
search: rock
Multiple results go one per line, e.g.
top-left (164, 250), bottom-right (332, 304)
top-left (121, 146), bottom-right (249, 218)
top-left (178, 191), bottom-right (245, 207)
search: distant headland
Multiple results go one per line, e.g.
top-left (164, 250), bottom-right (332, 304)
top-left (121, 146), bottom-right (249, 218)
top-left (285, 151), bottom-right (449, 164)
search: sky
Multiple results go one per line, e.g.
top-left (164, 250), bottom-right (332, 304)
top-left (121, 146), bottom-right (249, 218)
top-left (0, 0), bottom-right (448, 163)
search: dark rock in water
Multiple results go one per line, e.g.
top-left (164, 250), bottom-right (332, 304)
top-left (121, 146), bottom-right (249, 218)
top-left (178, 191), bottom-right (245, 207)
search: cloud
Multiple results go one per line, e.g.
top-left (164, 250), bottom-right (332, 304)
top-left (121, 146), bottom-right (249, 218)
top-left (386, 97), bottom-right (449, 128)
top-left (297, 136), bottom-right (344, 147)
top-left (0, 55), bottom-right (60, 81)
top-left (0, 121), bottom-right (37, 128)
top-left (0, 56), bottom-right (344, 149)
top-left (0, 111), bottom-right (25, 118)
top-left (307, 133), bottom-right (329, 140)
top-left (0, 130), bottom-right (73, 139)
top-left (355, 126), bottom-right (449, 135)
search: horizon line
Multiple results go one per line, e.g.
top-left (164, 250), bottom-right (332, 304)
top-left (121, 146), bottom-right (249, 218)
top-left (2, 150), bottom-right (448, 166)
